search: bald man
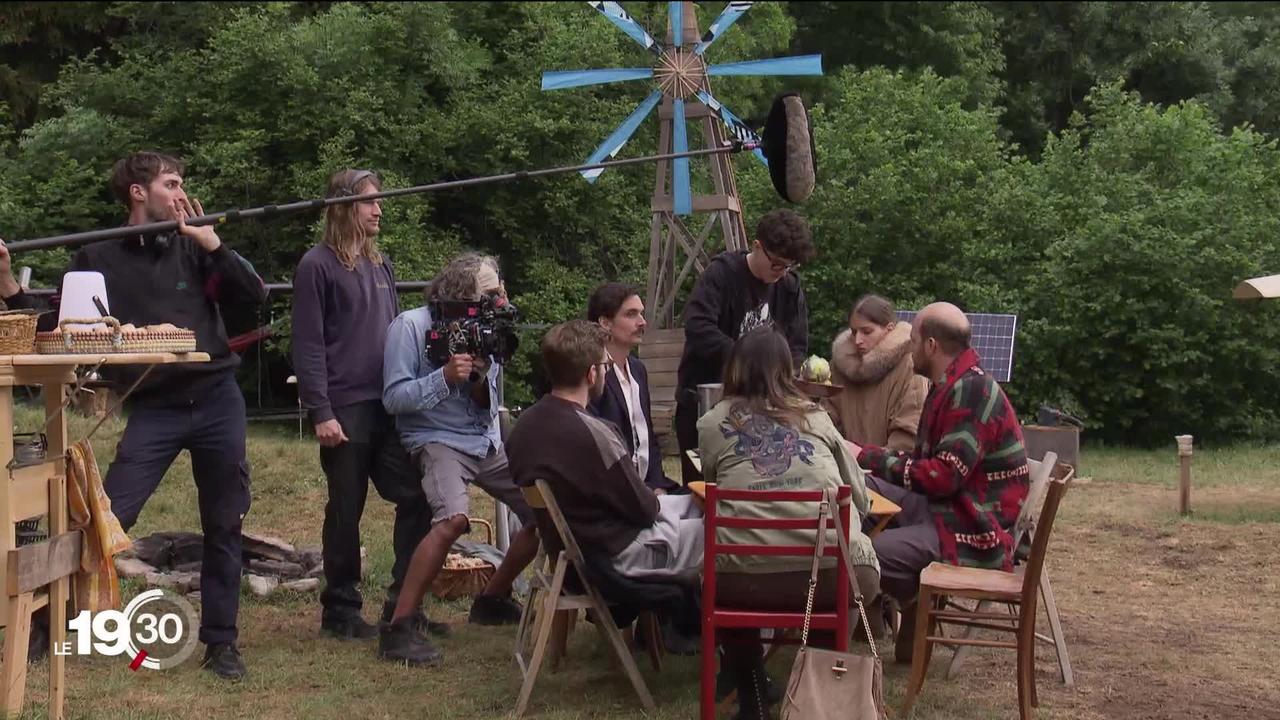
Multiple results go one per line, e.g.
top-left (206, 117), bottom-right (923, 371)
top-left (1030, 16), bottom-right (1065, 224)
top-left (847, 302), bottom-right (1029, 662)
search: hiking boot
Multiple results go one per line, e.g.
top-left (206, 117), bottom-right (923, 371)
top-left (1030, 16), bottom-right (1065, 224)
top-left (201, 643), bottom-right (247, 681)
top-left (468, 593), bottom-right (522, 626)
top-left (731, 660), bottom-right (777, 720)
top-left (320, 613), bottom-right (379, 640)
top-left (378, 618), bottom-right (444, 667)
top-left (716, 667), bottom-right (783, 704)
top-left (381, 600), bottom-right (451, 638)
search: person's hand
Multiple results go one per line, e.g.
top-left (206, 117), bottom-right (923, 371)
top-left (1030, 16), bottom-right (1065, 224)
top-left (0, 238), bottom-right (19, 298)
top-left (173, 196), bottom-right (222, 252)
top-left (444, 354), bottom-right (475, 385)
top-left (314, 419), bottom-right (349, 448)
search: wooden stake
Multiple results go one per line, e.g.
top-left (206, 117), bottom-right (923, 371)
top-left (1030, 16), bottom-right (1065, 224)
top-left (1175, 434), bottom-right (1193, 515)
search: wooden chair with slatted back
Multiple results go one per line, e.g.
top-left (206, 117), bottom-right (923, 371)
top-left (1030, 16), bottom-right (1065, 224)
top-left (901, 463), bottom-right (1075, 720)
top-left (944, 452), bottom-right (1074, 686)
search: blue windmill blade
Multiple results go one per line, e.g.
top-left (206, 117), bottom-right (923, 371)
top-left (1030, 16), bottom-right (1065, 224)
top-left (582, 89), bottom-right (664, 183)
top-left (670, 1), bottom-right (682, 46)
top-left (694, 1), bottom-right (753, 56)
top-left (707, 54), bottom-right (824, 77)
top-left (673, 99), bottom-right (691, 215)
top-left (542, 67), bottom-right (654, 91)
top-left (589, 1), bottom-right (663, 55)
top-left (695, 89), bottom-right (768, 166)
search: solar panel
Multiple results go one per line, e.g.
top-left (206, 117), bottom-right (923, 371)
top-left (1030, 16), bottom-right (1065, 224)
top-left (894, 311), bottom-right (1018, 383)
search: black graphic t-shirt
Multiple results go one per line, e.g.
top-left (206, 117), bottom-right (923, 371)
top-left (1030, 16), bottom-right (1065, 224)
top-left (677, 250), bottom-right (808, 399)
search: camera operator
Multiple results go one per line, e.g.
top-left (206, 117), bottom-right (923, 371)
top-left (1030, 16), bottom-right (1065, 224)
top-left (379, 252), bottom-right (537, 666)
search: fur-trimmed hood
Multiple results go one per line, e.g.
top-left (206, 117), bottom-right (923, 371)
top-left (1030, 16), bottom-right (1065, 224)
top-left (832, 321), bottom-right (913, 385)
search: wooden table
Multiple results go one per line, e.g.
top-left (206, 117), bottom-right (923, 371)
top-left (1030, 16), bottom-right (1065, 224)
top-left (684, 450), bottom-right (902, 537)
top-left (0, 351), bottom-right (208, 720)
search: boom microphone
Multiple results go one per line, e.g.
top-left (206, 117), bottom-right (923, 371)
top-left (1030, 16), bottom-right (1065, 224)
top-left (761, 92), bottom-right (817, 204)
top-left (6, 94), bottom-right (818, 253)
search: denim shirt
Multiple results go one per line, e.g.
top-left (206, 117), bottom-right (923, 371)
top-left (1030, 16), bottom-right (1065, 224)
top-left (382, 305), bottom-right (502, 458)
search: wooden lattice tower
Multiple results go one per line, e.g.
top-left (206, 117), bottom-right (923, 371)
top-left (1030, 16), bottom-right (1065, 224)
top-left (646, 1), bottom-right (750, 329)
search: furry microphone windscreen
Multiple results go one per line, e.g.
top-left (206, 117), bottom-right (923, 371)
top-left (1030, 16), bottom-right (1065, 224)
top-left (761, 92), bottom-right (816, 204)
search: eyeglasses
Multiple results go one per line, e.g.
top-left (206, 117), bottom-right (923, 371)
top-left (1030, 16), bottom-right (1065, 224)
top-left (758, 243), bottom-right (798, 272)
top-left (595, 359), bottom-right (615, 373)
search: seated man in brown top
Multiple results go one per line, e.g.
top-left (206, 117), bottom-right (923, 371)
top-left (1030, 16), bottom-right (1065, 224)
top-left (507, 320), bottom-right (703, 585)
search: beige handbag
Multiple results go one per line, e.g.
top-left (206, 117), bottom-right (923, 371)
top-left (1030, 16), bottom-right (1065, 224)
top-left (780, 488), bottom-right (888, 720)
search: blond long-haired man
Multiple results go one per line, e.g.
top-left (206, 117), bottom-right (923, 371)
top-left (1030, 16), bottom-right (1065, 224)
top-left (291, 169), bottom-right (446, 663)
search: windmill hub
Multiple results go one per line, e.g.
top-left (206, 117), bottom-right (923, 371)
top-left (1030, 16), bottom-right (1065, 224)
top-left (655, 48), bottom-right (707, 100)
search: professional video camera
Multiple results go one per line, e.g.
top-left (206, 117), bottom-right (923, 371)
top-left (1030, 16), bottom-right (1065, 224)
top-left (425, 294), bottom-right (521, 376)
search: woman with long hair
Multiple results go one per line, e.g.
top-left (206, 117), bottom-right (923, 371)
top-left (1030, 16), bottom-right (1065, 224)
top-left (698, 327), bottom-right (880, 720)
top-left (828, 294), bottom-right (928, 452)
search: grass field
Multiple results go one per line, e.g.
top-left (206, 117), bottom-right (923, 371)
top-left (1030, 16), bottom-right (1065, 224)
top-left (6, 406), bottom-right (1280, 719)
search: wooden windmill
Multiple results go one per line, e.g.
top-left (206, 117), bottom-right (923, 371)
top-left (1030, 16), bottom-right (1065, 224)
top-left (542, 1), bottom-right (823, 328)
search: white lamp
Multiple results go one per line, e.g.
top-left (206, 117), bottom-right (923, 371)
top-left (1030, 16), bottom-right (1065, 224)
top-left (58, 271), bottom-right (111, 329)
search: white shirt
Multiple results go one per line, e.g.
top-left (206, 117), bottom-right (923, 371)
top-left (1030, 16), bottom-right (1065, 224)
top-left (613, 360), bottom-right (651, 480)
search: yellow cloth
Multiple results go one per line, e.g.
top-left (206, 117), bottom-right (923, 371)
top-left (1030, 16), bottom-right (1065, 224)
top-left (66, 440), bottom-right (132, 614)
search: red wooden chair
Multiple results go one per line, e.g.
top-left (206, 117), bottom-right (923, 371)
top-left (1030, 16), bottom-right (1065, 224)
top-left (700, 483), bottom-right (854, 719)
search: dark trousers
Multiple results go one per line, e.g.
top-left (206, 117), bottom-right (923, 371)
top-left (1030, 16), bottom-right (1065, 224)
top-left (864, 475), bottom-right (941, 603)
top-left (104, 372), bottom-right (251, 647)
top-left (674, 393), bottom-right (701, 485)
top-left (318, 400), bottom-right (430, 618)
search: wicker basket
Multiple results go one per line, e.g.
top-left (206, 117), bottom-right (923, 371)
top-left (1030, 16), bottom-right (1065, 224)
top-left (430, 518), bottom-right (497, 601)
top-left (35, 317), bottom-right (197, 355)
top-left (0, 310), bottom-right (41, 355)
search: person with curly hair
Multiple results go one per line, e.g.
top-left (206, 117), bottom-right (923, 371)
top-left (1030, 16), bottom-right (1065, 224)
top-left (674, 208), bottom-right (817, 485)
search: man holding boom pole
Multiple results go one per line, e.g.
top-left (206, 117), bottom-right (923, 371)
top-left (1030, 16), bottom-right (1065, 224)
top-left (0, 151), bottom-right (267, 680)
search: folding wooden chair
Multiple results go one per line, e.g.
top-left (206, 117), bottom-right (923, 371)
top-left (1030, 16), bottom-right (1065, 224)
top-left (512, 479), bottom-right (658, 718)
top-left (901, 464), bottom-right (1076, 720)
top-left (944, 452), bottom-right (1074, 686)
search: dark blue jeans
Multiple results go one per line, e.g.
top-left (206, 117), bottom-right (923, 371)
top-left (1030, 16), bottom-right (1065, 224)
top-left (104, 372), bottom-right (251, 647)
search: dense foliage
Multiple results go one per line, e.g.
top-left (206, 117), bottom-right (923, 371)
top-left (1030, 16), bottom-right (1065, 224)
top-left (2, 1), bottom-right (1278, 445)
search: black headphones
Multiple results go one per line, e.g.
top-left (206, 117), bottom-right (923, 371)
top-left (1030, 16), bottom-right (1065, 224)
top-left (330, 169), bottom-right (378, 198)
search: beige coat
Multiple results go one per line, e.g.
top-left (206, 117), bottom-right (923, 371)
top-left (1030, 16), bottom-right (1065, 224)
top-left (827, 322), bottom-right (928, 453)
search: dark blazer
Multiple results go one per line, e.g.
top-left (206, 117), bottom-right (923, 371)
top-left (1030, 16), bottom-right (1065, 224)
top-left (589, 355), bottom-right (681, 492)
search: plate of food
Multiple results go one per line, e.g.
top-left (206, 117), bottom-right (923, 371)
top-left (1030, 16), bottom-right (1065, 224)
top-left (795, 355), bottom-right (844, 397)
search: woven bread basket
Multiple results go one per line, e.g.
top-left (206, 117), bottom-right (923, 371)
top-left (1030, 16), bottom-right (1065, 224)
top-left (429, 518), bottom-right (497, 601)
top-left (0, 309), bottom-right (41, 355)
top-left (35, 317), bottom-right (197, 355)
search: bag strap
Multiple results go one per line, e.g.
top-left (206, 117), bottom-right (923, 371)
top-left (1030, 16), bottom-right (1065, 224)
top-left (827, 488), bottom-right (880, 657)
top-left (798, 493), bottom-right (831, 648)
top-left (798, 488), bottom-right (882, 657)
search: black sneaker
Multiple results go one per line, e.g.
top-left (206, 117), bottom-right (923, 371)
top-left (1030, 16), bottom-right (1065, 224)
top-left (201, 643), bottom-right (247, 681)
top-left (468, 593), bottom-right (522, 626)
top-left (380, 600), bottom-right (451, 638)
top-left (378, 618), bottom-right (444, 667)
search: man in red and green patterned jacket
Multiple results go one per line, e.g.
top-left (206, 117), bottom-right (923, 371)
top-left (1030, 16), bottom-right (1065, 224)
top-left (847, 302), bottom-right (1029, 661)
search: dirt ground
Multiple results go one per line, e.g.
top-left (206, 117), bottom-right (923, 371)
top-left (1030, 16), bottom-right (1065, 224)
top-left (4, 413), bottom-right (1279, 719)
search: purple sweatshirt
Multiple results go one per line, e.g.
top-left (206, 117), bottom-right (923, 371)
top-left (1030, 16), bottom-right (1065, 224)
top-left (290, 244), bottom-right (400, 424)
